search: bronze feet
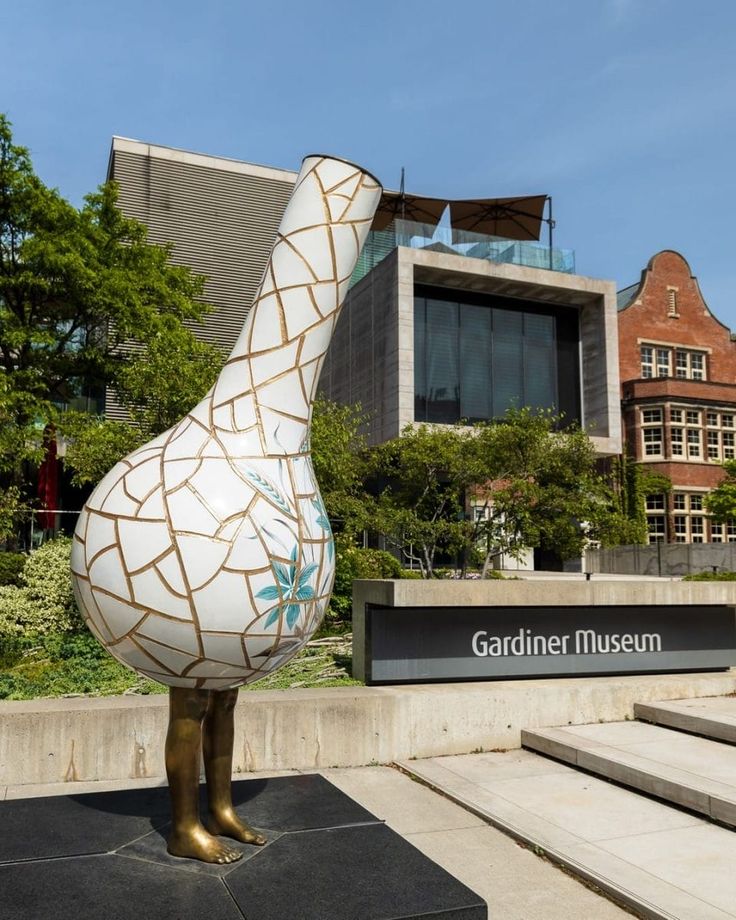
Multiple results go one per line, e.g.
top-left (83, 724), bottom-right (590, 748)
top-left (167, 823), bottom-right (243, 864)
top-left (206, 808), bottom-right (267, 846)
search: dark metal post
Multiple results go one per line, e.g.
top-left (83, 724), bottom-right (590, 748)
top-left (547, 196), bottom-right (554, 270)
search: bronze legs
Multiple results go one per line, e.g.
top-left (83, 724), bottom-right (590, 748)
top-left (165, 687), bottom-right (266, 863)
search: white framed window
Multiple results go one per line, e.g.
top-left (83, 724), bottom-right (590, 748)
top-left (724, 431), bottom-right (735, 459)
top-left (673, 516), bottom-right (687, 543)
top-left (657, 348), bottom-right (671, 377)
top-left (708, 430), bottom-right (720, 459)
top-left (641, 346), bottom-right (654, 378)
top-left (646, 494), bottom-right (666, 511)
top-left (707, 411), bottom-right (719, 427)
top-left (644, 427), bottom-right (663, 457)
top-left (686, 409), bottom-right (700, 425)
top-left (670, 408), bottom-right (683, 423)
top-left (647, 515), bottom-right (666, 544)
top-left (673, 493), bottom-right (686, 511)
top-left (691, 517), bottom-right (704, 542)
top-left (687, 428), bottom-right (701, 458)
top-left (642, 408), bottom-right (662, 424)
top-left (723, 414), bottom-right (734, 429)
top-left (671, 427), bottom-right (683, 456)
top-left (676, 351), bottom-right (688, 378)
top-left (691, 352), bottom-right (705, 379)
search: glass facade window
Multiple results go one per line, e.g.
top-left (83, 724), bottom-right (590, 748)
top-left (413, 289), bottom-right (580, 425)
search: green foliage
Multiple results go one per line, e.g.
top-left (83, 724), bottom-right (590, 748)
top-left (61, 413), bottom-right (143, 487)
top-left (705, 459), bottom-right (736, 524)
top-left (682, 571), bottom-right (736, 581)
top-left (0, 115), bottom-right (218, 529)
top-left (311, 395), bottom-right (374, 537)
top-left (0, 538), bottom-right (81, 636)
top-left (0, 552), bottom-right (25, 586)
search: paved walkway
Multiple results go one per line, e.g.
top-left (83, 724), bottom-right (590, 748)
top-left (5, 765), bottom-right (633, 919)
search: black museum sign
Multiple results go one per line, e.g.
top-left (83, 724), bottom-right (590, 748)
top-left (362, 604), bottom-right (736, 685)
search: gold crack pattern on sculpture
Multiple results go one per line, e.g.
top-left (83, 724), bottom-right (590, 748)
top-left (71, 156), bottom-right (381, 689)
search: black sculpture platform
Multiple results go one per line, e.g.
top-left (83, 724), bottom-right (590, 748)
top-left (0, 773), bottom-right (487, 920)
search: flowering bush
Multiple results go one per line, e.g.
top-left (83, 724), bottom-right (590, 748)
top-left (0, 538), bottom-right (82, 637)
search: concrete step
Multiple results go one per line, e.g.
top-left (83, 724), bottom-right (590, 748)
top-left (635, 696), bottom-right (736, 744)
top-left (521, 720), bottom-right (736, 826)
top-left (400, 750), bottom-right (736, 920)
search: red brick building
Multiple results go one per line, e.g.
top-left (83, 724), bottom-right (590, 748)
top-left (618, 250), bottom-right (736, 543)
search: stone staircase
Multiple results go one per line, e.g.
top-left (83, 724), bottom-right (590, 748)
top-left (401, 696), bottom-right (736, 920)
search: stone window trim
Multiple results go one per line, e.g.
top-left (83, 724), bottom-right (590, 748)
top-left (636, 337), bottom-right (712, 355)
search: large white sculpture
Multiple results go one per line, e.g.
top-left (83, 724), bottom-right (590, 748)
top-left (71, 155), bottom-right (382, 689)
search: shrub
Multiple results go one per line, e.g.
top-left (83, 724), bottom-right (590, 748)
top-left (328, 543), bottom-right (414, 621)
top-left (0, 538), bottom-right (82, 637)
top-left (682, 571), bottom-right (736, 581)
top-left (0, 552), bottom-right (26, 587)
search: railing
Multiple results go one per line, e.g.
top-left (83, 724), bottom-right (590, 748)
top-left (351, 219), bottom-right (575, 287)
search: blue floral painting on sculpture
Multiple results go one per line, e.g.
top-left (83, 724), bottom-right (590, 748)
top-left (257, 545), bottom-right (318, 629)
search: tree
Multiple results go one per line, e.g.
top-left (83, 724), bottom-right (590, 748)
top-left (371, 410), bottom-right (644, 578)
top-left (705, 459), bottom-right (736, 523)
top-left (370, 424), bottom-right (478, 577)
top-left (0, 115), bottom-right (221, 533)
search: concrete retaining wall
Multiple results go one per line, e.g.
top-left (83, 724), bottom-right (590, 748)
top-left (588, 543), bottom-right (736, 577)
top-left (3, 671), bottom-right (736, 789)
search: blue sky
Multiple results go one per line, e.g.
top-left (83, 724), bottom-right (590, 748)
top-left (3, 0), bottom-right (736, 326)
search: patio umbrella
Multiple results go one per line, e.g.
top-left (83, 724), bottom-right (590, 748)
top-left (371, 190), bottom-right (449, 231)
top-left (449, 195), bottom-right (548, 241)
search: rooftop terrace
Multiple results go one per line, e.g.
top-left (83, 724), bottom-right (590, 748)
top-left (350, 218), bottom-right (575, 287)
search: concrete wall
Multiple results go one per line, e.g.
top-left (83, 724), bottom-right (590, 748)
top-left (3, 672), bottom-right (736, 790)
top-left (588, 543), bottom-right (736, 577)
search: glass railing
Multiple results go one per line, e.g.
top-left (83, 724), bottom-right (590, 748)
top-left (351, 219), bottom-right (575, 287)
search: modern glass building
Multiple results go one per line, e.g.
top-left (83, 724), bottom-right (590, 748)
top-left (321, 223), bottom-right (621, 455)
